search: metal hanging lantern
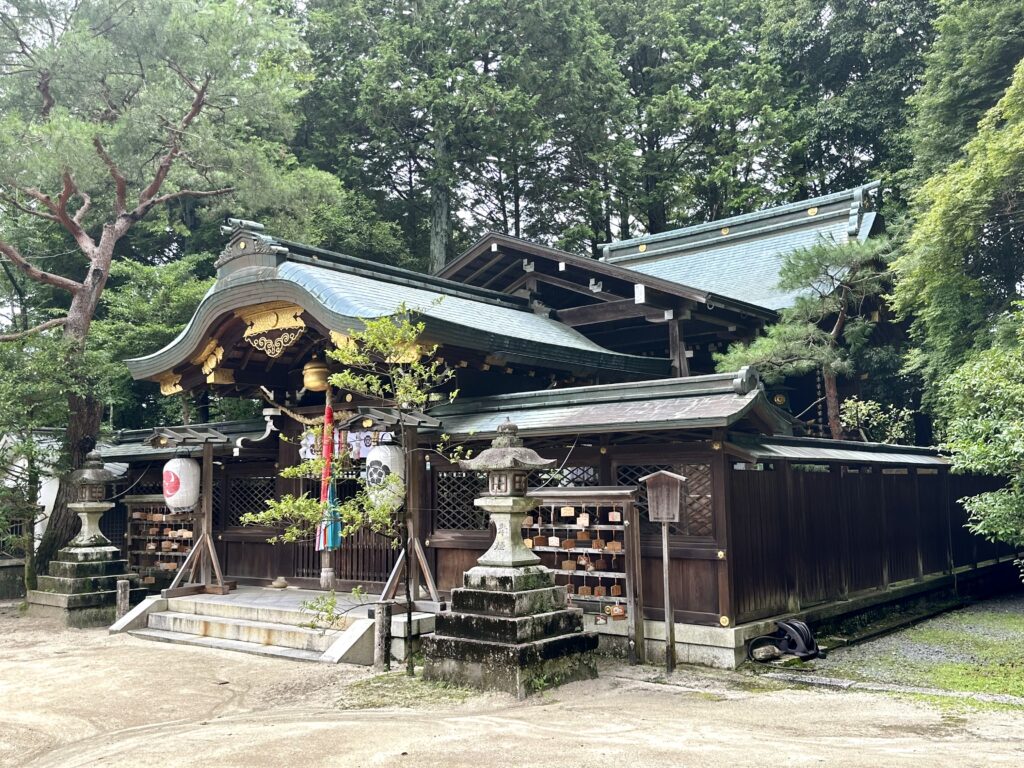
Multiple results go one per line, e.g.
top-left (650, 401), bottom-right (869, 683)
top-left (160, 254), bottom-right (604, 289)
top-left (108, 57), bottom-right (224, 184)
top-left (162, 456), bottom-right (201, 513)
top-left (365, 442), bottom-right (406, 511)
top-left (302, 356), bottom-right (330, 392)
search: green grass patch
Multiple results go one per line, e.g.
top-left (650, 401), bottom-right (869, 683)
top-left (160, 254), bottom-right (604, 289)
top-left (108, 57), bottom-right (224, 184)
top-left (337, 671), bottom-right (476, 710)
top-left (898, 692), bottom-right (1024, 715)
top-left (926, 662), bottom-right (1024, 698)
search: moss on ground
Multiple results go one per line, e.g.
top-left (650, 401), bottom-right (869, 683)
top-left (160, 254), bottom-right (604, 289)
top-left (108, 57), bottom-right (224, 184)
top-left (337, 671), bottom-right (476, 710)
top-left (821, 596), bottom-right (1024, 703)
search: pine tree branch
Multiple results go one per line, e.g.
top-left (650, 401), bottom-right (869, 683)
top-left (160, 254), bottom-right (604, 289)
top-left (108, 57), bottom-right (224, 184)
top-left (92, 137), bottom-right (127, 215)
top-left (147, 187), bottom-right (234, 207)
top-left (130, 69), bottom-right (212, 220)
top-left (0, 317), bottom-right (67, 342)
top-left (0, 239), bottom-right (82, 294)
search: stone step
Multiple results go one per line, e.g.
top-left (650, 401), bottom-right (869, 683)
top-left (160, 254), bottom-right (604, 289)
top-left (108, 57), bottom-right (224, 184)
top-left (36, 574), bottom-right (137, 595)
top-left (166, 596), bottom-right (316, 627)
top-left (147, 611), bottom-right (340, 652)
top-left (128, 628), bottom-right (323, 663)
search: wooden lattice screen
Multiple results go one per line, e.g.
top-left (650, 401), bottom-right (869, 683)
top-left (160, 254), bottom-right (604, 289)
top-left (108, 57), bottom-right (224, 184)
top-left (433, 465), bottom-right (601, 531)
top-left (616, 463), bottom-right (714, 538)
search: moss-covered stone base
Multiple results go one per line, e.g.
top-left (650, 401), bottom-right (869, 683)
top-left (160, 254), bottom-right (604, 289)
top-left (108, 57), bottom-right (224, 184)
top-left (423, 639), bottom-right (598, 699)
top-left (28, 602), bottom-right (117, 628)
top-left (0, 560), bottom-right (24, 599)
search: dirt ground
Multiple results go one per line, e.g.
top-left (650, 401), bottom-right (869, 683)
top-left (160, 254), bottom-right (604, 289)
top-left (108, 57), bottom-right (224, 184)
top-left (2, 603), bottom-right (1023, 768)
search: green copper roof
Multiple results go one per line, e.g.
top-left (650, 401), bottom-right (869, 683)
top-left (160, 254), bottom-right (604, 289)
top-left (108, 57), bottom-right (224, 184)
top-left (602, 183), bottom-right (882, 311)
top-left (431, 368), bottom-right (795, 438)
top-left (125, 232), bottom-right (669, 381)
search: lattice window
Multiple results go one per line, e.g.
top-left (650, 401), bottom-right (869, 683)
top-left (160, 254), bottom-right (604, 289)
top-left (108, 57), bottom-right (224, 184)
top-left (226, 475), bottom-right (276, 527)
top-left (434, 470), bottom-right (488, 530)
top-left (529, 465), bottom-right (599, 489)
top-left (617, 463), bottom-right (714, 538)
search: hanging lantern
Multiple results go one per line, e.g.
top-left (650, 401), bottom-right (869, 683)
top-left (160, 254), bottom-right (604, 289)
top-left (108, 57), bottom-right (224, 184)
top-left (302, 356), bottom-right (330, 392)
top-left (364, 443), bottom-right (406, 511)
top-left (163, 457), bottom-right (201, 513)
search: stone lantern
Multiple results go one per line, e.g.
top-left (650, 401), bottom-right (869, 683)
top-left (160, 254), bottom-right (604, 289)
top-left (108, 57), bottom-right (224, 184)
top-left (68, 450), bottom-right (119, 548)
top-left (423, 419), bottom-right (598, 698)
top-left (26, 451), bottom-right (143, 627)
top-left (458, 419), bottom-right (554, 569)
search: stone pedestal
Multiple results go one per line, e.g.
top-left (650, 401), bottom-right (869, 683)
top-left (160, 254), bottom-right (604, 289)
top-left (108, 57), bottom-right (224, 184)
top-left (26, 503), bottom-right (145, 627)
top-left (424, 419), bottom-right (598, 698)
top-left (423, 563), bottom-right (598, 698)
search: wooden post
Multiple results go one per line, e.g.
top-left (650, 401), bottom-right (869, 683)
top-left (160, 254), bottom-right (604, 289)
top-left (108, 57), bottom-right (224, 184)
top-left (200, 441), bottom-right (213, 587)
top-left (402, 423), bottom-right (417, 677)
top-left (374, 599), bottom-right (393, 672)
top-left (116, 579), bottom-right (130, 620)
top-left (662, 521), bottom-right (675, 674)
top-left (624, 499), bottom-right (645, 665)
top-left (404, 424), bottom-right (420, 602)
top-left (320, 387), bottom-right (336, 591)
top-left (668, 319), bottom-right (690, 378)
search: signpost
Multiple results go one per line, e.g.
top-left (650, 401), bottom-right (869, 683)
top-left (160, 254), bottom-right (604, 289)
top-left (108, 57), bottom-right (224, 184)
top-left (640, 470), bottom-right (687, 674)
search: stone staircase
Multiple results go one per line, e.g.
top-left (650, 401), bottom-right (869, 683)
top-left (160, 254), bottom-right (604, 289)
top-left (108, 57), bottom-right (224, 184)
top-left (117, 588), bottom-right (435, 665)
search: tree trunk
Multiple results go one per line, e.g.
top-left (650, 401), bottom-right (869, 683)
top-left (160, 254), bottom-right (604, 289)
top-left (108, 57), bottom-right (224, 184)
top-left (22, 455), bottom-right (38, 591)
top-left (35, 277), bottom-right (106, 573)
top-left (35, 391), bottom-right (103, 572)
top-left (823, 369), bottom-right (844, 441)
top-left (429, 135), bottom-right (451, 275)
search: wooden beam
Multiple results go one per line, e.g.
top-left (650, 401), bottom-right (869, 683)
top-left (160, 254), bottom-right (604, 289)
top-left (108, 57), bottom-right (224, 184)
top-left (531, 272), bottom-right (623, 302)
top-left (556, 299), bottom-right (672, 327)
top-left (464, 251), bottom-right (507, 285)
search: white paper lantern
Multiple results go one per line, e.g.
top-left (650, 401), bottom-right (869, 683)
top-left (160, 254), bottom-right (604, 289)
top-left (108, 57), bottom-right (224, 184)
top-left (364, 444), bottom-right (406, 511)
top-left (163, 457), bottom-right (201, 513)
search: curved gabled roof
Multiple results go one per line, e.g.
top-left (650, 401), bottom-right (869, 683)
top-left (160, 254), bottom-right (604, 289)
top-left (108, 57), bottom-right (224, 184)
top-left (125, 232), bottom-right (670, 382)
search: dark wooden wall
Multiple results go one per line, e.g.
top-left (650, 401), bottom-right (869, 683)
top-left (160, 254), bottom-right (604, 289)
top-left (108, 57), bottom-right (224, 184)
top-left (729, 463), bottom-right (1011, 625)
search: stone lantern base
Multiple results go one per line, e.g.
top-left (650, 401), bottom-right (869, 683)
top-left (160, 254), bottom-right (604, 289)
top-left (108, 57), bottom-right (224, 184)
top-left (423, 564), bottom-right (598, 699)
top-left (26, 505), bottom-right (145, 628)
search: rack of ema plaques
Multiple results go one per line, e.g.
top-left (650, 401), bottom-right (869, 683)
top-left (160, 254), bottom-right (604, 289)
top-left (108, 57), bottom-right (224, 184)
top-left (124, 494), bottom-right (196, 589)
top-left (522, 486), bottom-right (645, 663)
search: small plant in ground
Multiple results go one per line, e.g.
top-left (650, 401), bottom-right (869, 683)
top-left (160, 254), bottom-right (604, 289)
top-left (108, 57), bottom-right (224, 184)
top-left (301, 586), bottom-right (369, 631)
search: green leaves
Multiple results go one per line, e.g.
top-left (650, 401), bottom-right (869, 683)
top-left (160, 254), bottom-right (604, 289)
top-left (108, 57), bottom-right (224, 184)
top-left (893, 60), bottom-right (1024, 393)
top-left (327, 304), bottom-right (455, 411)
top-left (937, 326), bottom-right (1024, 552)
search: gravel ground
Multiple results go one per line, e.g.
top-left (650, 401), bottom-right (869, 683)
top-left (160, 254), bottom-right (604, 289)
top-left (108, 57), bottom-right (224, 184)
top-left (801, 592), bottom-right (1024, 699)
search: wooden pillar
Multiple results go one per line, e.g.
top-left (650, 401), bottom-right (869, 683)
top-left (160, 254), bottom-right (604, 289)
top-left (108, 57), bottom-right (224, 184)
top-left (782, 460), bottom-right (801, 612)
top-left (913, 469), bottom-right (924, 581)
top-left (668, 319), bottom-right (690, 378)
top-left (201, 441), bottom-right (213, 586)
top-left (403, 424), bottom-right (421, 601)
top-left (711, 437), bottom-right (733, 627)
top-left (320, 387), bottom-right (336, 591)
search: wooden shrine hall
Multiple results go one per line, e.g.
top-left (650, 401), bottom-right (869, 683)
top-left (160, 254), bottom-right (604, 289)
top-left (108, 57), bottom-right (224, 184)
top-left (101, 186), bottom-right (1017, 667)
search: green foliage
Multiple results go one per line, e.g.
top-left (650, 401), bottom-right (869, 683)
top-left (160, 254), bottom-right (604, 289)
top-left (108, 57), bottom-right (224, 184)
top-left (300, 587), bottom-right (367, 630)
top-left (715, 238), bottom-right (890, 381)
top-left (893, 61), bottom-right (1024, 393)
top-left (909, 0), bottom-right (1024, 181)
top-left (327, 305), bottom-right (456, 411)
top-left (762, 0), bottom-right (937, 200)
top-left (839, 396), bottom-right (915, 445)
top-left (937, 318), bottom-right (1024, 555)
